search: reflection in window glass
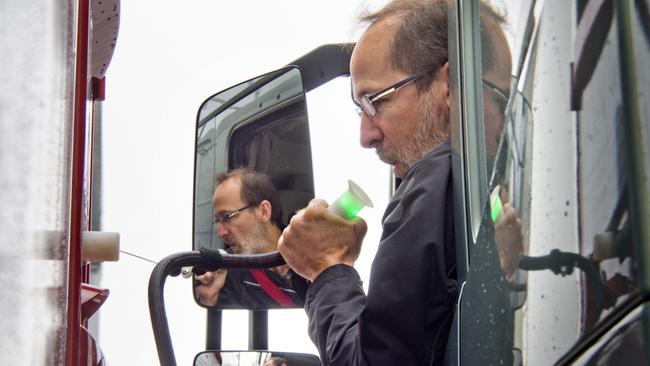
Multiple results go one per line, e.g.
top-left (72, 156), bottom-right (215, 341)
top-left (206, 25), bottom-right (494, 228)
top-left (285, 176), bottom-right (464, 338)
top-left (458, 0), bottom-right (645, 364)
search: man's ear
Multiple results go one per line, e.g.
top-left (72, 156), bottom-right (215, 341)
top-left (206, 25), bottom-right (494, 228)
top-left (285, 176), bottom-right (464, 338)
top-left (258, 200), bottom-right (272, 223)
top-left (425, 61), bottom-right (450, 110)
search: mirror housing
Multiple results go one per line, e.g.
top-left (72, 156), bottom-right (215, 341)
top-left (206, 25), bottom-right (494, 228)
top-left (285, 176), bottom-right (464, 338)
top-left (192, 67), bottom-right (312, 311)
top-left (193, 67), bottom-right (314, 251)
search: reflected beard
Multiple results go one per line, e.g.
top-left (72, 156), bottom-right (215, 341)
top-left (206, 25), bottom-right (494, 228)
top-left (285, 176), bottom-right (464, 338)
top-left (232, 219), bottom-right (268, 255)
top-left (375, 94), bottom-right (449, 172)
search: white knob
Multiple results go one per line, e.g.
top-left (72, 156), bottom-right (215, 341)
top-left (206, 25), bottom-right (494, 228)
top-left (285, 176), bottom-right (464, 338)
top-left (82, 231), bottom-right (120, 262)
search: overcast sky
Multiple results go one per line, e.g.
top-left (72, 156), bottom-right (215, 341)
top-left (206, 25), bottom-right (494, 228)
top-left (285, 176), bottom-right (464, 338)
top-left (99, 1), bottom-right (389, 365)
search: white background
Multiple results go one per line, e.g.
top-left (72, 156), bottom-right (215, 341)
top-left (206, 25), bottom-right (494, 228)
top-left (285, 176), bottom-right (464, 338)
top-left (99, 1), bottom-right (390, 365)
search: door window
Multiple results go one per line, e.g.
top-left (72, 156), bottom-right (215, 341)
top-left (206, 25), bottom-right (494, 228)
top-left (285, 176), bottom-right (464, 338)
top-left (456, 0), bottom-right (647, 364)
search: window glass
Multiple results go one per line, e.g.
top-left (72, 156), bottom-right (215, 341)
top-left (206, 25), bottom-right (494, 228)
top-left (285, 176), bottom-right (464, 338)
top-left (458, 0), bottom-right (645, 364)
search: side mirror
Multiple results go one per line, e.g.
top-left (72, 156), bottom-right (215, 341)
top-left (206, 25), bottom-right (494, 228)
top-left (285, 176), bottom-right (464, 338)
top-left (193, 66), bottom-right (314, 251)
top-left (194, 351), bottom-right (320, 366)
top-left (193, 43), bottom-right (354, 254)
top-left (192, 67), bottom-right (313, 310)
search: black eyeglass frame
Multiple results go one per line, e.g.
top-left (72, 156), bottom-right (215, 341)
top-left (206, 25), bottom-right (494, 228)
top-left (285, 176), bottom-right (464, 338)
top-left (481, 78), bottom-right (510, 113)
top-left (213, 204), bottom-right (256, 224)
top-left (352, 68), bottom-right (434, 118)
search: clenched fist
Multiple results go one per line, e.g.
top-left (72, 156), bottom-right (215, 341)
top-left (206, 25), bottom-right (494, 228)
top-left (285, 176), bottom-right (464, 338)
top-left (278, 199), bottom-right (368, 282)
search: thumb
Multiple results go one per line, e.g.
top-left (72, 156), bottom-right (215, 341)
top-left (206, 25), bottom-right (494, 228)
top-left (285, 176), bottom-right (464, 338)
top-left (351, 217), bottom-right (368, 242)
top-left (308, 198), bottom-right (329, 210)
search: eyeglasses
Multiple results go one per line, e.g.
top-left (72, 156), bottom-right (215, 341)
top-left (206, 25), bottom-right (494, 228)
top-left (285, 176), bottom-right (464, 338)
top-left (213, 204), bottom-right (255, 224)
top-left (352, 69), bottom-right (433, 118)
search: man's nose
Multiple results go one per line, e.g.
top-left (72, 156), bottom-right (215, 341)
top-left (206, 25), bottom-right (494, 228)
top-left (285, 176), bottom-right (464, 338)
top-left (215, 222), bottom-right (228, 238)
top-left (359, 114), bottom-right (383, 148)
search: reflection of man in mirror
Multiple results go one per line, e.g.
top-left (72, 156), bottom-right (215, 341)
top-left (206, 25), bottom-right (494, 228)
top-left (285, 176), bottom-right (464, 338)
top-left (279, 1), bottom-right (459, 364)
top-left (263, 357), bottom-right (288, 366)
top-left (194, 168), bottom-right (308, 309)
top-left (478, 5), bottom-right (524, 280)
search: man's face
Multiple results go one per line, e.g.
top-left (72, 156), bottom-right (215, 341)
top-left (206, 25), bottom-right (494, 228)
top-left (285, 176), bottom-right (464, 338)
top-left (482, 74), bottom-right (509, 164)
top-left (212, 178), bottom-right (266, 254)
top-left (350, 16), bottom-right (449, 177)
top-left (482, 19), bottom-right (512, 165)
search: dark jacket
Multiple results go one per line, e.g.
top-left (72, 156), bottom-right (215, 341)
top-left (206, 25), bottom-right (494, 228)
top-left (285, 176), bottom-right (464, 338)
top-left (305, 142), bottom-right (458, 366)
top-left (217, 268), bottom-right (309, 310)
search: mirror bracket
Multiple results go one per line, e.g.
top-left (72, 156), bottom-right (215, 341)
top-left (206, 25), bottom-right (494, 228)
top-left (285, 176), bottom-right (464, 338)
top-left (288, 43), bottom-right (353, 92)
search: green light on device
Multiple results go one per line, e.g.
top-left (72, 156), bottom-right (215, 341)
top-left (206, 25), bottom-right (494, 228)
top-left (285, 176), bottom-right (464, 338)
top-left (338, 191), bottom-right (365, 219)
top-left (490, 187), bottom-right (503, 223)
top-left (329, 180), bottom-right (374, 220)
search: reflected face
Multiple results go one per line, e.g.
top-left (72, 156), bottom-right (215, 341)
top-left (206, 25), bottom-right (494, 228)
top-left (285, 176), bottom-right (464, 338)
top-left (482, 19), bottom-right (512, 164)
top-left (482, 79), bottom-right (508, 163)
top-left (350, 16), bottom-right (449, 178)
top-left (212, 178), bottom-right (266, 254)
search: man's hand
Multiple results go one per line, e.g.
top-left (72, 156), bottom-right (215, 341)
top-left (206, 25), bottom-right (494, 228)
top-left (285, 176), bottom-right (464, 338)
top-left (494, 203), bottom-right (524, 279)
top-left (278, 199), bottom-right (368, 282)
top-left (194, 269), bottom-right (228, 307)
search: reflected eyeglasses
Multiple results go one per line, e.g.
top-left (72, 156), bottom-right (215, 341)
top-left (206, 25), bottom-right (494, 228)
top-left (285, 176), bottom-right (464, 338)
top-left (213, 204), bottom-right (255, 224)
top-left (482, 79), bottom-right (510, 113)
top-left (352, 69), bottom-right (433, 118)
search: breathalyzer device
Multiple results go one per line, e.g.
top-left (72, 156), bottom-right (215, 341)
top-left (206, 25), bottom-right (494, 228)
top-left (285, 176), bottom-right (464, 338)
top-left (328, 179), bottom-right (374, 219)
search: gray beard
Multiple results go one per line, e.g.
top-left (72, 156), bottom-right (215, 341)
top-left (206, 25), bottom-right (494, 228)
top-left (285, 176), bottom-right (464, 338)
top-left (231, 219), bottom-right (268, 255)
top-left (375, 93), bottom-right (448, 171)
